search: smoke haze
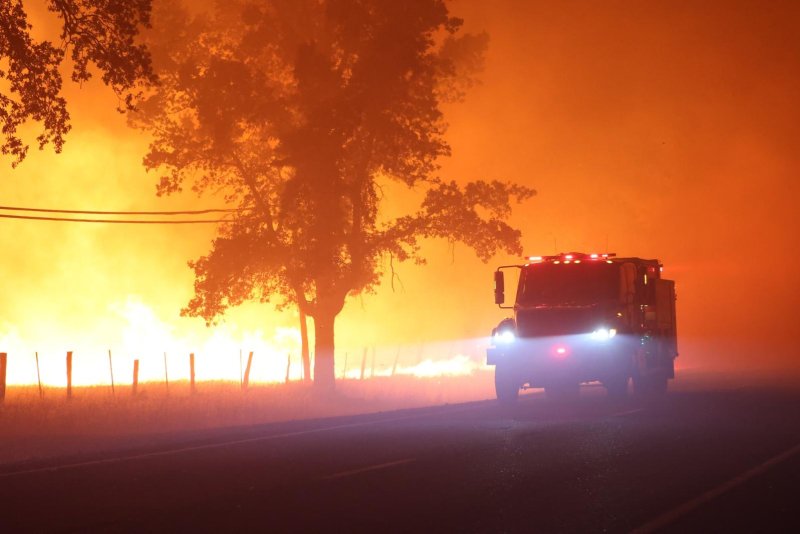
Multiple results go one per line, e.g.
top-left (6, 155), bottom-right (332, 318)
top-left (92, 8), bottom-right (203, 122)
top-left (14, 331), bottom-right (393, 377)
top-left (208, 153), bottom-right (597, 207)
top-left (1, 0), bottom-right (798, 386)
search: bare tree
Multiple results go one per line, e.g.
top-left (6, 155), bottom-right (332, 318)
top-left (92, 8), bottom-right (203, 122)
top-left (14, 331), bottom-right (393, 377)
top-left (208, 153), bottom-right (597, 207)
top-left (131, 0), bottom-right (535, 389)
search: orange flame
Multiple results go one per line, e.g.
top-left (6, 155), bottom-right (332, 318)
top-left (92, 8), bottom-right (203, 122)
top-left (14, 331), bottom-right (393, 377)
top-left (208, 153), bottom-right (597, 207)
top-left (0, 297), bottom-right (490, 387)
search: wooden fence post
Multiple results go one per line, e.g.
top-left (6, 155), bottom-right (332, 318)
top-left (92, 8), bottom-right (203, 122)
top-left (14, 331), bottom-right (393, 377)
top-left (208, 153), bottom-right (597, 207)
top-left (242, 351), bottom-right (253, 390)
top-left (108, 349), bottom-right (115, 398)
top-left (164, 352), bottom-right (169, 393)
top-left (132, 359), bottom-right (139, 396)
top-left (35, 352), bottom-right (43, 399)
top-left (189, 353), bottom-right (196, 394)
top-left (66, 351), bottom-right (73, 399)
top-left (370, 347), bottom-right (376, 378)
top-left (285, 353), bottom-right (291, 384)
top-left (391, 348), bottom-right (400, 376)
top-left (0, 353), bottom-right (7, 403)
top-left (360, 347), bottom-right (367, 380)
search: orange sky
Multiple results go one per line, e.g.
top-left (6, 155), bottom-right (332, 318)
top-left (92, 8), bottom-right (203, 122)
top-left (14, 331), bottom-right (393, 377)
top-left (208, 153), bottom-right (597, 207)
top-left (440, 0), bottom-right (800, 370)
top-left (1, 0), bottom-right (798, 383)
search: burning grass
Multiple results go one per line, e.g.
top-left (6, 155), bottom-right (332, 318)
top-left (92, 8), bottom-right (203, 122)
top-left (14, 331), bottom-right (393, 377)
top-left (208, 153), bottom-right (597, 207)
top-left (0, 373), bottom-right (495, 465)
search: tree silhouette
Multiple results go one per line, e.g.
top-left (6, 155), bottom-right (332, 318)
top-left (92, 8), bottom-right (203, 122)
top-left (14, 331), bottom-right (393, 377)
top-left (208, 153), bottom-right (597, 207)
top-left (0, 0), bottom-right (155, 166)
top-left (132, 0), bottom-right (534, 389)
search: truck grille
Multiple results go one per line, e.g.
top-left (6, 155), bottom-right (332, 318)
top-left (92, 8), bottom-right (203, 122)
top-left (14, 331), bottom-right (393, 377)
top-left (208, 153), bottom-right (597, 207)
top-left (516, 307), bottom-right (600, 337)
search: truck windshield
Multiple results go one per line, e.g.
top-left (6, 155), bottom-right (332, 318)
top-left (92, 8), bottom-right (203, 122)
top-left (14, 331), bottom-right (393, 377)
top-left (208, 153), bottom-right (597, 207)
top-left (517, 262), bottom-right (619, 306)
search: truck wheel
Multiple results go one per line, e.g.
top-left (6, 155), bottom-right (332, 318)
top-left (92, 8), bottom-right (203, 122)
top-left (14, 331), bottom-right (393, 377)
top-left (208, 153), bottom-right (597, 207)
top-left (604, 375), bottom-right (629, 399)
top-left (494, 365), bottom-right (520, 404)
top-left (632, 372), bottom-right (649, 397)
top-left (633, 372), bottom-right (668, 398)
top-left (649, 373), bottom-right (668, 395)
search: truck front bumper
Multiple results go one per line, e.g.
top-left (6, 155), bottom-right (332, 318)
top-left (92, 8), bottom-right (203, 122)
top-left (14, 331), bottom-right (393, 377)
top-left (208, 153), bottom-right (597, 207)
top-left (487, 335), bottom-right (636, 384)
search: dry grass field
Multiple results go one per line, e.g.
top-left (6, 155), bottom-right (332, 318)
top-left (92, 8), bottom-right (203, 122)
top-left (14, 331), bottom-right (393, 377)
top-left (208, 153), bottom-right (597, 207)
top-left (0, 373), bottom-right (496, 465)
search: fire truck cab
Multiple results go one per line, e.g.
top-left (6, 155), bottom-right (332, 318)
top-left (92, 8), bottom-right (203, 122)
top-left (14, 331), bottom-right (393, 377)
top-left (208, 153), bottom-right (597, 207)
top-left (487, 252), bottom-right (678, 402)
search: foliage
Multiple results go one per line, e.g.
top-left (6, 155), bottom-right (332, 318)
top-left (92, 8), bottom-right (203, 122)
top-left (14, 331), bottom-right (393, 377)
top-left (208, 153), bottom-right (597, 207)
top-left (132, 0), bottom-right (535, 387)
top-left (0, 0), bottom-right (155, 165)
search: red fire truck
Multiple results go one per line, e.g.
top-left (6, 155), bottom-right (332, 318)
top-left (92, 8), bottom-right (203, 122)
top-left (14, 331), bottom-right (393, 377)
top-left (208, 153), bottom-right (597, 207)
top-left (487, 252), bottom-right (678, 402)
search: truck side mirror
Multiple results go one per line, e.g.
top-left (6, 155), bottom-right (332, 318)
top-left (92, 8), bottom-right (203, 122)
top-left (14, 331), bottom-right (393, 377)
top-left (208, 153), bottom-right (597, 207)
top-left (494, 271), bottom-right (505, 305)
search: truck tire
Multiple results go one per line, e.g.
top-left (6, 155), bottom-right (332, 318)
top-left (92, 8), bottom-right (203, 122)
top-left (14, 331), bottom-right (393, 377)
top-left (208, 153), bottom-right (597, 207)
top-left (604, 375), bottom-right (629, 399)
top-left (494, 365), bottom-right (519, 404)
top-left (649, 372), bottom-right (668, 395)
top-left (632, 372), bottom-right (649, 397)
top-left (633, 372), bottom-right (668, 398)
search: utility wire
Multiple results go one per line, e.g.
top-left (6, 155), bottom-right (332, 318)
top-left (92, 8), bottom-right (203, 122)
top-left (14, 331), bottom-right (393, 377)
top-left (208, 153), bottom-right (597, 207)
top-left (0, 213), bottom-right (234, 224)
top-left (0, 204), bottom-right (249, 215)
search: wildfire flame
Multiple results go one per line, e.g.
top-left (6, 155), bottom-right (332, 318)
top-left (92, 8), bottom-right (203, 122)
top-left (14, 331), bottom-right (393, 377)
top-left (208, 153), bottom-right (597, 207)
top-left (0, 296), bottom-right (489, 387)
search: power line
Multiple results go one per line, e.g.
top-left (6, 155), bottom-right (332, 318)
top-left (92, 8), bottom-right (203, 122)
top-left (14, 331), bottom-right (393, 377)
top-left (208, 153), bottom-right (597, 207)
top-left (0, 204), bottom-right (249, 215)
top-left (0, 213), bottom-right (233, 224)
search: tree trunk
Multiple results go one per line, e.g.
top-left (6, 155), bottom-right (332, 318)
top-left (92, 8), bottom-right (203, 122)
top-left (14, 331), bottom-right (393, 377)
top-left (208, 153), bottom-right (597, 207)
top-left (313, 310), bottom-right (337, 390)
top-left (299, 308), bottom-right (311, 383)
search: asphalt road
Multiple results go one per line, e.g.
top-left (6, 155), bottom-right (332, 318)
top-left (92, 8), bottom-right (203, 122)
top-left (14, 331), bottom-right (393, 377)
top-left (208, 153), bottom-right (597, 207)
top-left (1, 374), bottom-right (799, 533)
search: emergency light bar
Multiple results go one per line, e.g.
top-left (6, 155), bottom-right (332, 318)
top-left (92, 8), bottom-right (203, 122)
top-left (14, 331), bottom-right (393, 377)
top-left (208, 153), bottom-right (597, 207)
top-left (526, 252), bottom-right (617, 262)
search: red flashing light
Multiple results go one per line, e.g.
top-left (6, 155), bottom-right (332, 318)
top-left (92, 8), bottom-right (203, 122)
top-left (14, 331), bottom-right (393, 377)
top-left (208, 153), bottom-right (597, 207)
top-left (553, 345), bottom-right (569, 359)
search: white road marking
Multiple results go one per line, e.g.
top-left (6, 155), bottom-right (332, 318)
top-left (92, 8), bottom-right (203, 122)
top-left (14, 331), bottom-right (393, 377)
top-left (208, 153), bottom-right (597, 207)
top-left (631, 441), bottom-right (800, 533)
top-left (610, 408), bottom-right (644, 417)
top-left (323, 458), bottom-right (416, 480)
top-left (0, 403), bottom-right (485, 478)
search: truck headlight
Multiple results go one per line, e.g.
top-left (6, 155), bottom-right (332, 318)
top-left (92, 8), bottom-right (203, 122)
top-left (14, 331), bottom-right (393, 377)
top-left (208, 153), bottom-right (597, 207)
top-left (493, 330), bottom-right (516, 344)
top-left (590, 328), bottom-right (617, 341)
